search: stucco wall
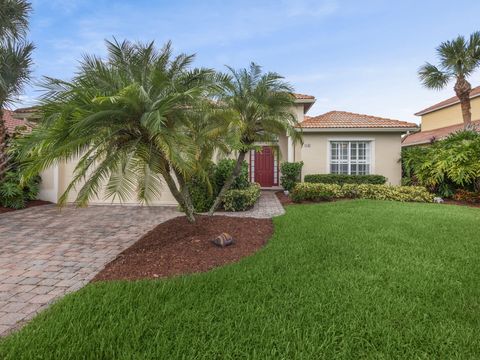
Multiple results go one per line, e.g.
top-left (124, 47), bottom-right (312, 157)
top-left (421, 96), bottom-right (480, 131)
top-left (294, 132), bottom-right (403, 185)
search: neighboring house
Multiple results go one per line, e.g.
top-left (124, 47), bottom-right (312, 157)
top-left (33, 94), bottom-right (417, 205)
top-left (402, 85), bottom-right (480, 147)
top-left (1, 108), bottom-right (32, 135)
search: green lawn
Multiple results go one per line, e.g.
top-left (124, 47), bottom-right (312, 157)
top-left (2, 200), bottom-right (480, 359)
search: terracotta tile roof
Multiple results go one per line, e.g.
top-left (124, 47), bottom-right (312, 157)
top-left (297, 110), bottom-right (418, 129)
top-left (293, 93), bottom-right (315, 100)
top-left (2, 109), bottom-right (31, 135)
top-left (401, 119), bottom-right (480, 146)
top-left (415, 85), bottom-right (480, 116)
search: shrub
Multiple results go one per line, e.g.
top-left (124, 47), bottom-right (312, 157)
top-left (0, 171), bottom-right (40, 209)
top-left (223, 183), bottom-right (261, 211)
top-left (304, 174), bottom-right (387, 185)
top-left (291, 183), bottom-right (433, 203)
top-left (402, 130), bottom-right (480, 196)
top-left (188, 175), bottom-right (216, 213)
top-left (280, 161), bottom-right (303, 191)
top-left (453, 190), bottom-right (480, 203)
top-left (214, 159), bottom-right (249, 191)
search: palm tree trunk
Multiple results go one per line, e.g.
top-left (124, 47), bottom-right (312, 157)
top-left (0, 108), bottom-right (9, 180)
top-left (173, 169), bottom-right (196, 223)
top-left (208, 150), bottom-right (247, 215)
top-left (162, 169), bottom-right (195, 223)
top-left (454, 77), bottom-right (472, 129)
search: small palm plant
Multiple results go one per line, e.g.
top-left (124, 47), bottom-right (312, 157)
top-left (18, 39), bottom-right (219, 222)
top-left (0, 0), bottom-right (34, 179)
top-left (208, 63), bottom-right (300, 214)
top-left (419, 31), bottom-right (480, 128)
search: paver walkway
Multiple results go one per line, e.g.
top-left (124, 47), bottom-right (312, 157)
top-left (219, 190), bottom-right (285, 218)
top-left (0, 191), bottom-right (284, 336)
top-left (0, 205), bottom-right (181, 336)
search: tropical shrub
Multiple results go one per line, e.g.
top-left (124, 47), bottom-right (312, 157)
top-left (0, 171), bottom-right (40, 209)
top-left (214, 159), bottom-right (249, 191)
top-left (402, 130), bottom-right (480, 197)
top-left (304, 174), bottom-right (387, 185)
top-left (280, 161), bottom-right (303, 191)
top-left (291, 183), bottom-right (433, 203)
top-left (223, 183), bottom-right (261, 211)
top-left (453, 190), bottom-right (480, 203)
top-left (187, 174), bottom-right (217, 213)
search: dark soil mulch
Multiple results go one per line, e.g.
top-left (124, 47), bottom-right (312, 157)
top-left (0, 200), bottom-right (52, 214)
top-left (93, 215), bottom-right (273, 281)
top-left (275, 191), bottom-right (294, 206)
top-left (442, 200), bottom-right (480, 208)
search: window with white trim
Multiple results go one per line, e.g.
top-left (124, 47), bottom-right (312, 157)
top-left (330, 141), bottom-right (371, 175)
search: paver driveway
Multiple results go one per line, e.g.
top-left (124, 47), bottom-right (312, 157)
top-left (0, 204), bottom-right (180, 336)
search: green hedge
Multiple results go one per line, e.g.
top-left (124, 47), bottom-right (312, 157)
top-left (280, 161), bottom-right (303, 191)
top-left (0, 171), bottom-right (40, 209)
top-left (291, 183), bottom-right (433, 203)
top-left (304, 174), bottom-right (387, 185)
top-left (223, 183), bottom-right (261, 211)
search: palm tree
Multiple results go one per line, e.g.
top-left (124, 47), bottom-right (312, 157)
top-left (208, 63), bottom-right (300, 215)
top-left (0, 0), bottom-right (34, 179)
top-left (18, 39), bottom-right (219, 223)
top-left (419, 31), bottom-right (480, 128)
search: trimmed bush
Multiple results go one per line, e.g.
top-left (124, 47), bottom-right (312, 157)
top-left (291, 183), bottom-right (433, 203)
top-left (453, 190), bottom-right (480, 203)
top-left (280, 161), bottom-right (303, 191)
top-left (214, 159), bottom-right (249, 191)
top-left (0, 171), bottom-right (40, 209)
top-left (304, 174), bottom-right (387, 185)
top-left (223, 183), bottom-right (261, 211)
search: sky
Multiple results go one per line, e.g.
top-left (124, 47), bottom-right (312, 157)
top-left (15, 0), bottom-right (480, 123)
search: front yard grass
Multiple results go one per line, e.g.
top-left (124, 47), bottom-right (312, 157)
top-left (1, 200), bottom-right (480, 359)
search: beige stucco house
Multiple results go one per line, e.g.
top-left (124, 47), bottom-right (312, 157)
top-left (402, 85), bottom-right (480, 147)
top-left (32, 93), bottom-right (417, 205)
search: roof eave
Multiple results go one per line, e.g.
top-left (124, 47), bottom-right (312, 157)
top-left (294, 98), bottom-right (315, 113)
top-left (296, 127), bottom-right (418, 133)
top-left (415, 92), bottom-right (480, 116)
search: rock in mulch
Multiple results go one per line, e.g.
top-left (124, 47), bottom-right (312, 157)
top-left (93, 215), bottom-right (273, 281)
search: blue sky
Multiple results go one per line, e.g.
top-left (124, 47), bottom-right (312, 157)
top-left (18, 0), bottom-right (480, 123)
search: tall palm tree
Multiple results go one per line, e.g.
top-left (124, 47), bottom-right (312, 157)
top-left (419, 31), bottom-right (480, 128)
top-left (18, 39), bottom-right (218, 223)
top-left (0, 0), bottom-right (34, 179)
top-left (208, 63), bottom-right (300, 215)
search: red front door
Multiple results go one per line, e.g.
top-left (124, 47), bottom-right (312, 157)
top-left (254, 146), bottom-right (275, 187)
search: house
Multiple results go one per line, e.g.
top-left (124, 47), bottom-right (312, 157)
top-left (1, 108), bottom-right (32, 135)
top-left (32, 94), bottom-right (417, 205)
top-left (402, 85), bottom-right (480, 147)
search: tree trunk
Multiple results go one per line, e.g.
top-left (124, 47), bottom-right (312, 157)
top-left (174, 169), bottom-right (196, 223)
top-left (161, 169), bottom-right (195, 223)
top-left (454, 77), bottom-right (472, 129)
top-left (0, 108), bottom-right (9, 180)
top-left (208, 150), bottom-right (247, 215)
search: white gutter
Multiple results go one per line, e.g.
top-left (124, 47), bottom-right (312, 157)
top-left (296, 127), bottom-right (418, 133)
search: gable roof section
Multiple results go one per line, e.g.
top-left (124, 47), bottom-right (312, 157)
top-left (2, 109), bottom-right (31, 135)
top-left (297, 111), bottom-right (418, 131)
top-left (415, 85), bottom-right (480, 116)
top-left (402, 119), bottom-right (480, 146)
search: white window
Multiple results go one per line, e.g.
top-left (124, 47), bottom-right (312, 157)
top-left (330, 141), bottom-right (371, 175)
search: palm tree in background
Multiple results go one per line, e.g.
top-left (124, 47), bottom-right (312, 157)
top-left (208, 63), bottom-right (301, 215)
top-left (0, 0), bottom-right (34, 179)
top-left (419, 31), bottom-right (480, 128)
top-left (18, 39), bottom-right (220, 222)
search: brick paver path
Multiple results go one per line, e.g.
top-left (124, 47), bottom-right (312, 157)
top-left (220, 190), bottom-right (285, 218)
top-left (0, 205), bottom-right (180, 336)
top-left (0, 191), bottom-right (284, 336)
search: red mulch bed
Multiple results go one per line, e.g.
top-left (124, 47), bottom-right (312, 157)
top-left (0, 200), bottom-right (52, 214)
top-left (442, 199), bottom-right (480, 208)
top-left (93, 215), bottom-right (273, 281)
top-left (275, 191), bottom-right (294, 206)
